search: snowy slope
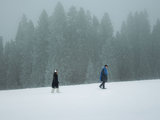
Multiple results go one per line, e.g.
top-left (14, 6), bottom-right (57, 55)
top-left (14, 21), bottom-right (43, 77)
top-left (0, 80), bottom-right (160, 120)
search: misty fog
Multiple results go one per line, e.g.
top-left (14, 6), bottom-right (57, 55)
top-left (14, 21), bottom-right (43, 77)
top-left (0, 0), bottom-right (160, 41)
top-left (0, 0), bottom-right (160, 90)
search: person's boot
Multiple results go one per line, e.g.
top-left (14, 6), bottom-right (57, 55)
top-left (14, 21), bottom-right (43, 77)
top-left (51, 88), bottom-right (55, 93)
top-left (56, 88), bottom-right (60, 93)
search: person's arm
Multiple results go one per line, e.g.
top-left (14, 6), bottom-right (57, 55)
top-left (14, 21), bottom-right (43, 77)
top-left (104, 68), bottom-right (108, 75)
top-left (57, 75), bottom-right (59, 83)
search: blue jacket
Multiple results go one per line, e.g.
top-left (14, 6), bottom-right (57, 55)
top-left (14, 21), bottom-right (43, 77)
top-left (100, 67), bottom-right (108, 82)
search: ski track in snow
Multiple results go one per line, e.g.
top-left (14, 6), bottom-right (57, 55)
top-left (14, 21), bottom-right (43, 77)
top-left (0, 80), bottom-right (160, 120)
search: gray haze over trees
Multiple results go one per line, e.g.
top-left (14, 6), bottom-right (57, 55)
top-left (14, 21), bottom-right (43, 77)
top-left (1, 0), bottom-right (160, 42)
top-left (0, 2), bottom-right (160, 89)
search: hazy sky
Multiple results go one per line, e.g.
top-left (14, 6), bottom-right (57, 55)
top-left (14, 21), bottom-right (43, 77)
top-left (0, 0), bottom-right (160, 42)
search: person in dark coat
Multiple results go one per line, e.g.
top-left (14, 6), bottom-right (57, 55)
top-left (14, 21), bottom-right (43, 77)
top-left (99, 65), bottom-right (108, 89)
top-left (51, 69), bottom-right (59, 93)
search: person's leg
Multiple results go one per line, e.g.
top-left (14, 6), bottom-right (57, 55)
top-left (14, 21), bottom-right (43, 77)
top-left (51, 88), bottom-right (55, 93)
top-left (99, 82), bottom-right (103, 88)
top-left (56, 83), bottom-right (60, 93)
top-left (102, 81), bottom-right (106, 89)
top-left (56, 88), bottom-right (60, 93)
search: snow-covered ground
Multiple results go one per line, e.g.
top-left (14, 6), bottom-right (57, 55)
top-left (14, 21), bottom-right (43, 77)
top-left (0, 80), bottom-right (160, 120)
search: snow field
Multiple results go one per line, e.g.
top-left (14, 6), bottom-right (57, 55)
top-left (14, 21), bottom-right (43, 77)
top-left (0, 80), bottom-right (160, 120)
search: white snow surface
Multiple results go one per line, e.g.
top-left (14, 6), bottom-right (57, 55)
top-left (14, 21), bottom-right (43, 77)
top-left (0, 80), bottom-right (160, 120)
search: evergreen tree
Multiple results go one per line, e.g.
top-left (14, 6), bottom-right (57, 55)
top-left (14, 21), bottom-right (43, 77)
top-left (4, 40), bottom-right (19, 89)
top-left (115, 22), bottom-right (133, 81)
top-left (126, 11), bottom-right (151, 79)
top-left (89, 15), bottom-right (101, 82)
top-left (15, 15), bottom-right (35, 88)
top-left (64, 6), bottom-right (79, 84)
top-left (46, 2), bottom-right (67, 84)
top-left (20, 20), bottom-right (35, 88)
top-left (32, 10), bottom-right (49, 87)
top-left (74, 8), bottom-right (92, 83)
top-left (15, 15), bottom-right (28, 87)
top-left (0, 36), bottom-right (6, 89)
top-left (151, 19), bottom-right (160, 78)
top-left (85, 60), bottom-right (95, 83)
top-left (100, 13), bottom-right (114, 81)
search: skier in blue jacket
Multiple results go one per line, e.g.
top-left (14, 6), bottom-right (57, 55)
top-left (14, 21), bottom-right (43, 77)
top-left (99, 65), bottom-right (108, 89)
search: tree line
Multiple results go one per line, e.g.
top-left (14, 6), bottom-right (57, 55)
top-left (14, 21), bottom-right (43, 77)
top-left (0, 2), bottom-right (160, 90)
